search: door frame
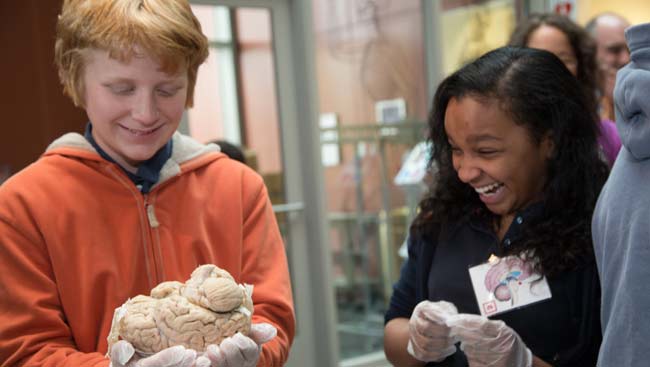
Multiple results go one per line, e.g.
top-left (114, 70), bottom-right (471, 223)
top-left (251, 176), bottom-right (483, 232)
top-left (189, 1), bottom-right (339, 366)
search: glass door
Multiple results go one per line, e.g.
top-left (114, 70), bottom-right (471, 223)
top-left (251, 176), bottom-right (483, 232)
top-left (187, 1), bottom-right (338, 366)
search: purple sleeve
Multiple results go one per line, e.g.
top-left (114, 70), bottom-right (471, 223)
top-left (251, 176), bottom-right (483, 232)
top-left (597, 119), bottom-right (622, 166)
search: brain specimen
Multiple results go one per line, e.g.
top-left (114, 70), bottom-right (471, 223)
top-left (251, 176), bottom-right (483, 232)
top-left (106, 264), bottom-right (253, 354)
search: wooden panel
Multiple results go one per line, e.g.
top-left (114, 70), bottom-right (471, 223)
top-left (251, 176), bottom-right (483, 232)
top-left (0, 0), bottom-right (86, 176)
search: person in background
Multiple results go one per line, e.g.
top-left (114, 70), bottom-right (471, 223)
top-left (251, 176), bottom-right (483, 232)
top-left (210, 139), bottom-right (247, 165)
top-left (384, 46), bottom-right (608, 367)
top-left (509, 13), bottom-right (621, 167)
top-left (592, 22), bottom-right (650, 367)
top-left (586, 12), bottom-right (631, 122)
top-left (0, 0), bottom-right (294, 366)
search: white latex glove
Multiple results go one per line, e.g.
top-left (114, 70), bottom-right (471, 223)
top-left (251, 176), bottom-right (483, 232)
top-left (407, 300), bottom-right (459, 362)
top-left (447, 314), bottom-right (532, 367)
top-left (204, 323), bottom-right (277, 367)
top-left (109, 340), bottom-right (210, 367)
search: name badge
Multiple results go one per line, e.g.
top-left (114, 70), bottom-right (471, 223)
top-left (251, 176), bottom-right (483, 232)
top-left (468, 255), bottom-right (552, 316)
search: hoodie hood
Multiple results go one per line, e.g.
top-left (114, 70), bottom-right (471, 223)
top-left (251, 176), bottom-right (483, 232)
top-left (614, 23), bottom-right (650, 160)
top-left (45, 132), bottom-right (221, 186)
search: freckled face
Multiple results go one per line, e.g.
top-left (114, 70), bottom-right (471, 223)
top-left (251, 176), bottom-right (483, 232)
top-left (82, 48), bottom-right (188, 172)
top-left (444, 97), bottom-right (553, 225)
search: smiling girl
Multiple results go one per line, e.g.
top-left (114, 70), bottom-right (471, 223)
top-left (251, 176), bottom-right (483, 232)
top-left (384, 47), bottom-right (608, 367)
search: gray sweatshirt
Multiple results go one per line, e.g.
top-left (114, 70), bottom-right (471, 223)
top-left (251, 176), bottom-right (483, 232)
top-left (592, 22), bottom-right (650, 367)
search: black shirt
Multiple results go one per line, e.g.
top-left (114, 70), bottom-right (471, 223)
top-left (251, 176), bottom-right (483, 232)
top-left (385, 207), bottom-right (601, 366)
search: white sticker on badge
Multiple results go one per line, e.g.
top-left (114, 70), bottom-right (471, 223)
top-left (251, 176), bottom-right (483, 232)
top-left (468, 255), bottom-right (552, 317)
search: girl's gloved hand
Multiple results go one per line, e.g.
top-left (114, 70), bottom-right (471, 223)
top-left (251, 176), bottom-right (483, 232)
top-left (447, 314), bottom-right (532, 367)
top-left (204, 322), bottom-right (277, 367)
top-left (109, 340), bottom-right (210, 367)
top-left (407, 300), bottom-right (459, 362)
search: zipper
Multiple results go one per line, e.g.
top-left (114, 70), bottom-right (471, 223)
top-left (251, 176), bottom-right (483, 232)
top-left (146, 202), bottom-right (160, 228)
top-left (143, 193), bottom-right (164, 286)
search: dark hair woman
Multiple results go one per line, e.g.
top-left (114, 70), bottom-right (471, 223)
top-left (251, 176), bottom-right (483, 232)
top-left (384, 46), bottom-right (607, 367)
top-left (509, 12), bottom-right (621, 167)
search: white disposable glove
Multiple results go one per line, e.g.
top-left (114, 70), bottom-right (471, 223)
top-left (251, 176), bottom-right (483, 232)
top-left (447, 314), bottom-right (532, 367)
top-left (109, 340), bottom-right (211, 367)
top-left (407, 300), bottom-right (459, 362)
top-left (204, 323), bottom-right (277, 367)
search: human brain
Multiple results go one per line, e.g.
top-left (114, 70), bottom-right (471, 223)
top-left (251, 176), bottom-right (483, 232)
top-left (106, 264), bottom-right (253, 355)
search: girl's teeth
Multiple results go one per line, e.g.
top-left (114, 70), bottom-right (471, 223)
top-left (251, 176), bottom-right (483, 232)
top-left (476, 183), bottom-right (503, 194)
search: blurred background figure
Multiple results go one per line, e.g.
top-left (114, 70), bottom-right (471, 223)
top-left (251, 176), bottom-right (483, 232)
top-left (209, 139), bottom-right (259, 172)
top-left (510, 13), bottom-right (621, 167)
top-left (211, 139), bottom-right (247, 164)
top-left (586, 13), bottom-right (631, 122)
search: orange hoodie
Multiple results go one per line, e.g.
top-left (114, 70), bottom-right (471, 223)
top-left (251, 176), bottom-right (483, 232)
top-left (0, 133), bottom-right (295, 366)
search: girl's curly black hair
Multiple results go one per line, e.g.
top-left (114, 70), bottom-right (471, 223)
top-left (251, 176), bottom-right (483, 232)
top-left (412, 46), bottom-right (609, 277)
